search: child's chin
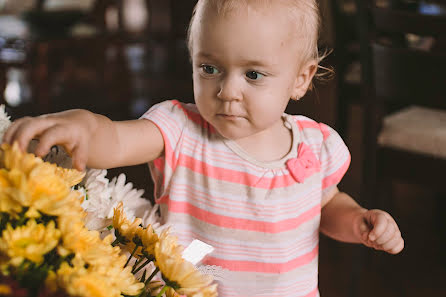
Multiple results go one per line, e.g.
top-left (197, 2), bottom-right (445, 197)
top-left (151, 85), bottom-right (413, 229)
top-left (215, 128), bottom-right (249, 141)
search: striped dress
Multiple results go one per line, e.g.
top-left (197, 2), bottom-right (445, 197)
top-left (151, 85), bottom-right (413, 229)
top-left (141, 100), bottom-right (351, 297)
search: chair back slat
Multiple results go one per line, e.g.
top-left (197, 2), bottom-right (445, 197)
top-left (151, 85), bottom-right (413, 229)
top-left (372, 42), bottom-right (446, 108)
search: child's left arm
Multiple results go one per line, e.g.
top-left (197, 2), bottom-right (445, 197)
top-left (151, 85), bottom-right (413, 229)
top-left (320, 188), bottom-right (404, 254)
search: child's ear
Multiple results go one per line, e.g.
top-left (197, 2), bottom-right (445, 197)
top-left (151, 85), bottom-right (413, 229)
top-left (292, 60), bottom-right (318, 100)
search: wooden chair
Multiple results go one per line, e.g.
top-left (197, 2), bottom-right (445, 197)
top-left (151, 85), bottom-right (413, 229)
top-left (357, 0), bottom-right (446, 207)
top-left (351, 0), bottom-right (446, 295)
top-left (332, 0), bottom-right (361, 137)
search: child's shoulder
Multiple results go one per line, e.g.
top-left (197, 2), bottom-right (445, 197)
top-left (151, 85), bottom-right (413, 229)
top-left (152, 99), bottom-right (198, 115)
top-left (288, 114), bottom-right (350, 172)
top-left (288, 114), bottom-right (336, 144)
top-left (146, 99), bottom-right (206, 126)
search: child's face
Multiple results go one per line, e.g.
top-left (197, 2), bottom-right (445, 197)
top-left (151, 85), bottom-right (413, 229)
top-left (190, 3), bottom-right (316, 141)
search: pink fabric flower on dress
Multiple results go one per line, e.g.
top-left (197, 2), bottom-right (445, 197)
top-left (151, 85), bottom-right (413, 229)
top-left (286, 143), bottom-right (321, 183)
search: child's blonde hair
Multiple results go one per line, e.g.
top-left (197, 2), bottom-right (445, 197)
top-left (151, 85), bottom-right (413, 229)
top-left (187, 0), bottom-right (322, 67)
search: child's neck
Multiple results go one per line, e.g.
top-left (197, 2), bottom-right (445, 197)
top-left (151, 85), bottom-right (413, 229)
top-left (234, 120), bottom-right (293, 163)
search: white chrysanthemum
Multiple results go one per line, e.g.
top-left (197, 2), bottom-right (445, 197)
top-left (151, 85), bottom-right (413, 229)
top-left (141, 202), bottom-right (162, 231)
top-left (80, 169), bottom-right (112, 210)
top-left (108, 174), bottom-right (158, 224)
top-left (79, 169), bottom-right (114, 230)
top-left (80, 169), bottom-right (161, 231)
top-left (0, 105), bottom-right (11, 142)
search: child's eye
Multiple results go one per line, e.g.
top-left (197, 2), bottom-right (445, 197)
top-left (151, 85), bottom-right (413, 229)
top-left (246, 71), bottom-right (264, 80)
top-left (201, 65), bottom-right (219, 75)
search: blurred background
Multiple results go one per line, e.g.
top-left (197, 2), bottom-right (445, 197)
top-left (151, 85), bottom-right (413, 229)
top-left (0, 1), bottom-right (445, 296)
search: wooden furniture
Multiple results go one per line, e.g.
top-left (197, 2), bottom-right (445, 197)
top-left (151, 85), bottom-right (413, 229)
top-left (332, 0), bottom-right (361, 137)
top-left (351, 0), bottom-right (446, 295)
top-left (357, 0), bottom-right (446, 204)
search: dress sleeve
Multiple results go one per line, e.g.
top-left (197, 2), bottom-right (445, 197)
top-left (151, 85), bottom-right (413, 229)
top-left (318, 123), bottom-right (351, 199)
top-left (139, 100), bottom-right (188, 176)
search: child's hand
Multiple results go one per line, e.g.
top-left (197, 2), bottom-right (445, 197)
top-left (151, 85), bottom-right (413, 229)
top-left (2, 110), bottom-right (96, 171)
top-left (356, 209), bottom-right (404, 254)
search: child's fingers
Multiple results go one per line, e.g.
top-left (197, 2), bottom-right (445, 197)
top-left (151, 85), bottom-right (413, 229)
top-left (34, 124), bottom-right (78, 158)
top-left (373, 220), bottom-right (396, 245)
top-left (359, 218), bottom-right (370, 234)
top-left (71, 141), bottom-right (88, 172)
top-left (2, 117), bottom-right (26, 144)
top-left (389, 238), bottom-right (405, 254)
top-left (7, 117), bottom-right (54, 152)
top-left (381, 235), bottom-right (404, 254)
top-left (367, 212), bottom-right (389, 241)
top-left (3, 117), bottom-right (34, 147)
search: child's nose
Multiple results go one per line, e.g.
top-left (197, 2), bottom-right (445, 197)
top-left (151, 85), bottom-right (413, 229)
top-left (217, 75), bottom-right (242, 101)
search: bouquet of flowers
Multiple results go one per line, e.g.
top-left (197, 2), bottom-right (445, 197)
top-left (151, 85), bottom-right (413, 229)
top-left (0, 106), bottom-right (217, 297)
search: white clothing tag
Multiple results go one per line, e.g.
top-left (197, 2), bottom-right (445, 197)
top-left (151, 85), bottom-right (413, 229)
top-left (182, 239), bottom-right (214, 265)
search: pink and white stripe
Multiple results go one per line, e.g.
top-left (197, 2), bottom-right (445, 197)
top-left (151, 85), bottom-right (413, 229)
top-left (141, 100), bottom-right (350, 297)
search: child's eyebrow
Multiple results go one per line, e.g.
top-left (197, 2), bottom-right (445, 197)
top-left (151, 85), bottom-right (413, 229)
top-left (195, 52), bottom-right (217, 60)
top-left (239, 59), bottom-right (272, 68)
top-left (196, 52), bottom-right (272, 68)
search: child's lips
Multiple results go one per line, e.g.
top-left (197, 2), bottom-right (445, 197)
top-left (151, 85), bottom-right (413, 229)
top-left (217, 114), bottom-right (243, 120)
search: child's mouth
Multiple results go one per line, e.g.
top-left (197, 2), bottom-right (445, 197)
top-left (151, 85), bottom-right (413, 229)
top-left (218, 114), bottom-right (242, 120)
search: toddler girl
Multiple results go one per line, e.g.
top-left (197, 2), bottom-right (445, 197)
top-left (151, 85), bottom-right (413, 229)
top-left (3, 0), bottom-right (404, 296)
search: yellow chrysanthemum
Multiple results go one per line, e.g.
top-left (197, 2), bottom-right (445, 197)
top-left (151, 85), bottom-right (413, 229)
top-left (57, 215), bottom-right (85, 239)
top-left (28, 164), bottom-right (70, 202)
top-left (27, 165), bottom-right (85, 218)
top-left (32, 188), bottom-right (85, 219)
top-left (59, 219), bottom-right (130, 278)
top-left (0, 169), bottom-right (22, 214)
top-left (0, 168), bottom-right (28, 206)
top-left (138, 224), bottom-right (159, 257)
top-left (191, 284), bottom-right (218, 297)
top-left (156, 229), bottom-right (184, 257)
top-left (77, 235), bottom-right (127, 269)
top-left (154, 232), bottom-right (213, 296)
top-left (0, 144), bottom-right (86, 219)
top-left (24, 207), bottom-right (41, 219)
top-left (57, 261), bottom-right (121, 297)
top-left (59, 219), bottom-right (114, 264)
top-left (44, 270), bottom-right (59, 293)
top-left (0, 143), bottom-right (84, 187)
top-left (93, 261), bottom-right (144, 296)
top-left (0, 143), bottom-right (41, 175)
top-left (0, 284), bottom-right (12, 295)
top-left (0, 220), bottom-right (60, 266)
top-left (0, 142), bottom-right (163, 297)
top-left (53, 166), bottom-right (85, 187)
top-left (165, 286), bottom-right (186, 297)
top-left (60, 225), bottom-right (100, 256)
top-left (56, 254), bottom-right (143, 297)
top-left (0, 169), bottom-right (9, 187)
top-left (113, 203), bottom-right (142, 244)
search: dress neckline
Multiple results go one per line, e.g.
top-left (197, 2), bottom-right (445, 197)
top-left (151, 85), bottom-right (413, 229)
top-left (222, 114), bottom-right (300, 169)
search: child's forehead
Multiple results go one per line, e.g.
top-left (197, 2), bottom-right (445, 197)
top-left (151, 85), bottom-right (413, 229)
top-left (201, 0), bottom-right (302, 13)
top-left (192, 7), bottom-right (305, 67)
top-left (194, 0), bottom-right (313, 40)
top-left (189, 0), bottom-right (319, 63)
top-left (201, 0), bottom-right (299, 20)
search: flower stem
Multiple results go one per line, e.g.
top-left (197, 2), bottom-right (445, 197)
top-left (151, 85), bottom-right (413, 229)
top-left (125, 245), bottom-right (139, 268)
top-left (132, 256), bottom-right (143, 273)
top-left (145, 267), bottom-right (160, 285)
top-left (133, 258), bottom-right (152, 274)
top-left (155, 285), bottom-right (169, 297)
top-left (111, 238), bottom-right (120, 246)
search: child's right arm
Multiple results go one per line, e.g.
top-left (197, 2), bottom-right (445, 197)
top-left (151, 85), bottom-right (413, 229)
top-left (2, 109), bottom-right (164, 171)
